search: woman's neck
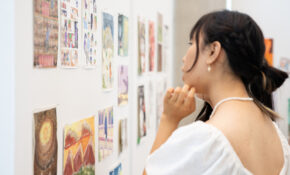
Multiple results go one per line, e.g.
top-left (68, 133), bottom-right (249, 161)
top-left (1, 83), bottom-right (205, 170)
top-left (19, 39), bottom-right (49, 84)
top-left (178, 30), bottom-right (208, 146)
top-left (206, 77), bottom-right (249, 108)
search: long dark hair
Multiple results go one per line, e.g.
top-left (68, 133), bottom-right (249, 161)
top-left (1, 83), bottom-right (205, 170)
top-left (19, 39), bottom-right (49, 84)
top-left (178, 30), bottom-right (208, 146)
top-left (187, 10), bottom-right (289, 121)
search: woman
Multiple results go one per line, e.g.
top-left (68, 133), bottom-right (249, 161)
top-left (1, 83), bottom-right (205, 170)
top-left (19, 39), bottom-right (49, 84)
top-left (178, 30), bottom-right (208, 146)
top-left (144, 10), bottom-right (289, 175)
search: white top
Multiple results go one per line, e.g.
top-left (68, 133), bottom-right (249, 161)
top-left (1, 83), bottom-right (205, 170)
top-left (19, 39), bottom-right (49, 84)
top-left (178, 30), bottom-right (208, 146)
top-left (145, 120), bottom-right (290, 175)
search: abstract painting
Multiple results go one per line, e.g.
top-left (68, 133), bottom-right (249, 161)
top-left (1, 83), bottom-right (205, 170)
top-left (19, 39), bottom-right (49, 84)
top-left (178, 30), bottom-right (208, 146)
top-left (109, 163), bottom-right (122, 175)
top-left (138, 17), bottom-right (146, 75)
top-left (118, 118), bottom-right (128, 154)
top-left (149, 21), bottom-right (155, 72)
top-left (33, 108), bottom-right (57, 175)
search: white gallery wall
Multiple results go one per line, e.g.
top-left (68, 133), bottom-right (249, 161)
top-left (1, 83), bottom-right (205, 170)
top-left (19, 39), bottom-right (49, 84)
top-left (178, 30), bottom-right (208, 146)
top-left (232, 0), bottom-right (290, 137)
top-left (12, 0), bottom-right (174, 175)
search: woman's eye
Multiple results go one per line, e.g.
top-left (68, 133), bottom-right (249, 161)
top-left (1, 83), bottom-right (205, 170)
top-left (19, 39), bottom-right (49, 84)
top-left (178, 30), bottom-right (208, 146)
top-left (188, 42), bottom-right (193, 45)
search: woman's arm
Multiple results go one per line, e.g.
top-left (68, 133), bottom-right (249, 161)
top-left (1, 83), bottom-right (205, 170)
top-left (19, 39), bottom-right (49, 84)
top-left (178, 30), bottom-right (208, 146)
top-left (143, 85), bottom-right (196, 175)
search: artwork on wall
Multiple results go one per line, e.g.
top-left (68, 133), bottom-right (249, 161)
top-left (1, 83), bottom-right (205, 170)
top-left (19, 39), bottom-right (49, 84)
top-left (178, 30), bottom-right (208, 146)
top-left (148, 21), bottom-right (155, 72)
top-left (137, 85), bottom-right (146, 144)
top-left (82, 0), bottom-right (97, 67)
top-left (118, 65), bottom-right (128, 106)
top-left (264, 38), bottom-right (273, 66)
top-left (63, 116), bottom-right (95, 175)
top-left (147, 79), bottom-right (155, 128)
top-left (118, 14), bottom-right (129, 57)
top-left (60, 0), bottom-right (80, 68)
top-left (279, 57), bottom-right (290, 73)
top-left (33, 108), bottom-right (57, 175)
top-left (98, 106), bottom-right (114, 161)
top-left (109, 163), bottom-right (122, 175)
top-left (102, 12), bottom-right (114, 90)
top-left (163, 25), bottom-right (169, 72)
top-left (157, 44), bottom-right (162, 72)
top-left (33, 0), bottom-right (58, 68)
top-left (157, 13), bottom-right (163, 43)
top-left (118, 118), bottom-right (128, 154)
top-left (138, 17), bottom-right (146, 75)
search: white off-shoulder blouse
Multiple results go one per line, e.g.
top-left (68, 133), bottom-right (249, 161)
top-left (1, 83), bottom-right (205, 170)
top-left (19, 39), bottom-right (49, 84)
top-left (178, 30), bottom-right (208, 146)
top-left (145, 120), bottom-right (290, 175)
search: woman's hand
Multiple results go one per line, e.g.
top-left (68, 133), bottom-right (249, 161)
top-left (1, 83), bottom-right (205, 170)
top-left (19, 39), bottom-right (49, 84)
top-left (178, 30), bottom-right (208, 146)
top-left (163, 84), bottom-right (196, 124)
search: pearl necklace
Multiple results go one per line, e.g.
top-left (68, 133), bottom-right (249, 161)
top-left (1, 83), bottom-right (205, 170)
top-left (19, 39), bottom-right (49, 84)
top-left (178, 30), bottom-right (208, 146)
top-left (209, 97), bottom-right (253, 119)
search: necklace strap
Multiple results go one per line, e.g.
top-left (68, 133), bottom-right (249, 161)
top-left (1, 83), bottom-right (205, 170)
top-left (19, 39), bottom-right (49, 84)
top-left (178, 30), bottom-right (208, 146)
top-left (209, 97), bottom-right (253, 119)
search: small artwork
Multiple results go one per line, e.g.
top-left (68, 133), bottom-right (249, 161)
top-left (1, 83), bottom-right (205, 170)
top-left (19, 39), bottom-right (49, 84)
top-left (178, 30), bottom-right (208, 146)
top-left (264, 38), bottom-right (273, 66)
top-left (102, 12), bottom-right (114, 89)
top-left (279, 57), bottom-right (290, 73)
top-left (109, 163), bottom-right (122, 175)
top-left (137, 85), bottom-right (146, 144)
top-left (138, 17), bottom-right (146, 75)
top-left (147, 80), bottom-right (155, 127)
top-left (33, 0), bottom-right (58, 68)
top-left (33, 108), bottom-right (57, 175)
top-left (118, 65), bottom-right (129, 106)
top-left (98, 106), bottom-right (114, 161)
top-left (118, 118), bottom-right (128, 154)
top-left (63, 116), bottom-right (95, 175)
top-left (157, 44), bottom-right (162, 72)
top-left (82, 0), bottom-right (97, 67)
top-left (60, 0), bottom-right (80, 67)
top-left (157, 13), bottom-right (163, 43)
top-left (149, 21), bottom-right (155, 72)
top-left (118, 14), bottom-right (129, 57)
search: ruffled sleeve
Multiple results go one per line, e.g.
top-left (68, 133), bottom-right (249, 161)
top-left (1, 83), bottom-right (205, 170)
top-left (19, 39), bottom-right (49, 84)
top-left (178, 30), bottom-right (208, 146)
top-left (145, 121), bottom-right (251, 175)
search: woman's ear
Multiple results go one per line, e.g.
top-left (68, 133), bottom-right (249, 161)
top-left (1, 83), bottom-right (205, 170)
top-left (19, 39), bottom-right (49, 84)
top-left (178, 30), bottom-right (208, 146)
top-left (206, 41), bottom-right (221, 65)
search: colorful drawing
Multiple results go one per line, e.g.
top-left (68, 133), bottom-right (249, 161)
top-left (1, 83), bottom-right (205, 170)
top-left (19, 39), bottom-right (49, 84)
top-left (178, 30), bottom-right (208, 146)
top-left (118, 14), bottom-right (129, 57)
top-left (102, 12), bottom-right (114, 89)
top-left (98, 106), bottom-right (114, 161)
top-left (138, 18), bottom-right (146, 75)
top-left (63, 116), bottom-right (95, 175)
top-left (157, 44), bottom-right (162, 72)
top-left (60, 0), bottom-right (80, 67)
top-left (109, 163), bottom-right (122, 175)
top-left (264, 38), bottom-right (273, 66)
top-left (118, 65), bottom-right (128, 106)
top-left (82, 0), bottom-right (97, 67)
top-left (33, 0), bottom-right (58, 68)
top-left (279, 57), bottom-right (290, 73)
top-left (118, 118), bottom-right (128, 154)
top-left (149, 21), bottom-right (155, 72)
top-left (157, 13), bottom-right (163, 43)
top-left (33, 108), bottom-right (57, 175)
top-left (137, 85), bottom-right (146, 144)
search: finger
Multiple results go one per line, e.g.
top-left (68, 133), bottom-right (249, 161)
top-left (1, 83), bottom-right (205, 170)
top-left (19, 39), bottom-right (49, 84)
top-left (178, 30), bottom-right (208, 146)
top-left (184, 88), bottom-right (196, 106)
top-left (177, 85), bottom-right (189, 104)
top-left (164, 88), bottom-right (174, 101)
top-left (170, 87), bottom-right (181, 103)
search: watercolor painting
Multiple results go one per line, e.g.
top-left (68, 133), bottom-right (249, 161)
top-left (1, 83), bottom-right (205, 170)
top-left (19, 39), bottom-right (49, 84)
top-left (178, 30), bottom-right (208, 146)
top-left (102, 12), bottom-right (114, 89)
top-left (109, 163), bottom-right (122, 175)
top-left (264, 38), bottom-right (273, 66)
top-left (137, 85), bottom-right (146, 144)
top-left (138, 18), bottom-right (146, 75)
top-left (33, 0), bottom-right (58, 68)
top-left (118, 14), bottom-right (129, 57)
top-left (98, 106), bottom-right (114, 161)
top-left (33, 108), bottom-right (57, 175)
top-left (118, 118), bottom-right (128, 154)
top-left (63, 116), bottom-right (95, 175)
top-left (118, 65), bottom-right (128, 106)
top-left (149, 21), bottom-right (155, 72)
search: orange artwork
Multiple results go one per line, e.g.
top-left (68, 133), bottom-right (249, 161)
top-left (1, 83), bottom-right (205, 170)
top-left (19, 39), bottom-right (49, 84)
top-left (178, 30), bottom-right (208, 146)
top-left (63, 116), bottom-right (95, 175)
top-left (264, 38), bottom-right (273, 66)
